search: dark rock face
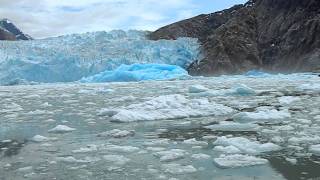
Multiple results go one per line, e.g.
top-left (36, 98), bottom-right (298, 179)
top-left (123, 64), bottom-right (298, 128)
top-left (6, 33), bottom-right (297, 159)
top-left (0, 19), bottom-right (32, 41)
top-left (0, 28), bottom-right (16, 40)
top-left (149, 0), bottom-right (320, 75)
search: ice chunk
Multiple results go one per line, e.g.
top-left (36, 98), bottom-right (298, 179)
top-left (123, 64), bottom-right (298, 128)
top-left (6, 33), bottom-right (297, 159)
top-left (97, 129), bottom-right (135, 138)
top-left (191, 154), bottom-right (211, 160)
top-left (72, 145), bottom-right (98, 153)
top-left (31, 135), bottom-right (56, 142)
top-left (56, 156), bottom-right (99, 163)
top-left (103, 144), bottom-right (139, 153)
top-left (188, 85), bottom-right (209, 93)
top-left (183, 138), bottom-right (208, 146)
top-left (205, 121), bottom-right (260, 131)
top-left (146, 147), bottom-right (166, 152)
top-left (288, 136), bottom-right (320, 145)
top-left (162, 163), bottom-right (197, 174)
top-left (80, 64), bottom-right (189, 83)
top-left (154, 149), bottom-right (188, 162)
top-left (48, 125), bottom-right (76, 133)
top-left (245, 70), bottom-right (271, 77)
top-left (228, 84), bottom-right (256, 96)
top-left (17, 166), bottom-right (33, 173)
top-left (213, 145), bottom-right (242, 154)
top-left (213, 136), bottom-right (281, 155)
top-left (285, 158), bottom-right (298, 165)
top-left (109, 94), bottom-right (234, 122)
top-left (213, 154), bottom-right (268, 168)
top-left (278, 96), bottom-right (300, 105)
top-left (103, 155), bottom-right (130, 166)
top-left (232, 109), bottom-right (291, 123)
top-left (310, 144), bottom-right (320, 155)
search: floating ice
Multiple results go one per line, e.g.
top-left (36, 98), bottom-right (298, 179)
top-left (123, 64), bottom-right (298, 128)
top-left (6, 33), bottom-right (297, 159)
top-left (17, 166), bottom-right (33, 173)
top-left (310, 144), bottom-right (320, 155)
top-left (80, 64), bottom-right (189, 83)
top-left (162, 163), bottom-right (197, 174)
top-left (188, 85), bottom-right (209, 93)
top-left (56, 156), bottom-right (99, 163)
top-left (48, 125), bottom-right (76, 133)
top-left (103, 155), bottom-right (130, 166)
top-left (97, 129), bottom-right (135, 138)
top-left (103, 144), bottom-right (140, 153)
top-left (205, 121), bottom-right (260, 131)
top-left (72, 145), bottom-right (98, 153)
top-left (213, 136), bottom-right (281, 155)
top-left (245, 70), bottom-right (271, 77)
top-left (183, 138), bottom-right (208, 146)
top-left (191, 153), bottom-right (211, 160)
top-left (31, 135), bottom-right (56, 142)
top-left (288, 136), bottom-right (320, 145)
top-left (232, 109), bottom-right (291, 123)
top-left (213, 154), bottom-right (268, 168)
top-left (0, 30), bottom-right (200, 85)
top-left (213, 145), bottom-right (242, 154)
top-left (278, 96), bottom-right (301, 105)
top-left (228, 84), bottom-right (256, 96)
top-left (154, 149), bottom-right (188, 162)
top-left (108, 94), bottom-right (234, 122)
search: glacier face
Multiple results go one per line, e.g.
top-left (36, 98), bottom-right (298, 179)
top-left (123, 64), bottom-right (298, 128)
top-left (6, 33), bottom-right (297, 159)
top-left (0, 30), bottom-right (201, 85)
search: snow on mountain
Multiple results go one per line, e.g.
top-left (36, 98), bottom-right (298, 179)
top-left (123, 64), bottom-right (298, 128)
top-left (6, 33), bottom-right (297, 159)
top-left (0, 30), bottom-right (201, 85)
top-left (0, 19), bottom-right (32, 40)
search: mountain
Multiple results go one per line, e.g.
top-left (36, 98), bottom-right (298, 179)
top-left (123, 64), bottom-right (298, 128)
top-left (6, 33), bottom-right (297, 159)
top-left (0, 19), bottom-right (32, 40)
top-left (150, 0), bottom-right (320, 75)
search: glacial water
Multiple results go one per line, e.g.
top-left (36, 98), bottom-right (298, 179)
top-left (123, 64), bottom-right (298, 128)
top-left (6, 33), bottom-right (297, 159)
top-left (1, 73), bottom-right (319, 180)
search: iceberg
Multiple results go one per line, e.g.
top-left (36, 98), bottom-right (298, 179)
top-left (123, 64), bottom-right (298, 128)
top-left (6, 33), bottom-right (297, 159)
top-left (0, 30), bottom-right (200, 85)
top-left (213, 154), bottom-right (268, 168)
top-left (245, 70), bottom-right (271, 77)
top-left (80, 63), bottom-right (188, 83)
top-left (102, 94), bottom-right (234, 122)
top-left (213, 136), bottom-right (281, 155)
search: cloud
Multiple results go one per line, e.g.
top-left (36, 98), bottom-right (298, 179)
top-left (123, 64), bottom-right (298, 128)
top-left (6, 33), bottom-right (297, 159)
top-left (0, 0), bottom-right (245, 38)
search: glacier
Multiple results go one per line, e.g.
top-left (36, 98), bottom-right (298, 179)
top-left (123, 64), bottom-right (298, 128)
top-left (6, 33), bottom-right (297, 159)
top-left (0, 30), bottom-right (201, 85)
top-left (80, 63), bottom-right (188, 83)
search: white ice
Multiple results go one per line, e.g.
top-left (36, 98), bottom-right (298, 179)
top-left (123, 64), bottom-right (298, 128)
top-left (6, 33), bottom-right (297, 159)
top-left (213, 154), bottom-right (268, 168)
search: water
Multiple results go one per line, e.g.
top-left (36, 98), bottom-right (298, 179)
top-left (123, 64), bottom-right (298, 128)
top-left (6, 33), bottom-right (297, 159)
top-left (0, 73), bottom-right (319, 180)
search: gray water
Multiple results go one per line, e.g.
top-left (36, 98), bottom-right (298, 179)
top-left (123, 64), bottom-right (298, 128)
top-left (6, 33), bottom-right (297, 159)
top-left (1, 74), bottom-right (319, 180)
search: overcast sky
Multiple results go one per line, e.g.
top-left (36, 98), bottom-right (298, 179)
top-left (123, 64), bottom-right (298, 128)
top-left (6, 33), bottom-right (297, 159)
top-left (0, 0), bottom-right (247, 39)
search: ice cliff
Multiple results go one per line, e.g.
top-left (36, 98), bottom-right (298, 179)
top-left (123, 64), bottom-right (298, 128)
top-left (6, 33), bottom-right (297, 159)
top-left (0, 30), bottom-right (200, 85)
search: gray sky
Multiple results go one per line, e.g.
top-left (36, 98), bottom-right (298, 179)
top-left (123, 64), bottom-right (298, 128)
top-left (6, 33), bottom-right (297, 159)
top-left (0, 0), bottom-right (247, 39)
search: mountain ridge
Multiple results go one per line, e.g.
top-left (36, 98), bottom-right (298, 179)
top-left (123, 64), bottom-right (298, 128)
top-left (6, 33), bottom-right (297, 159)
top-left (150, 0), bottom-right (320, 75)
top-left (0, 19), bottom-right (32, 41)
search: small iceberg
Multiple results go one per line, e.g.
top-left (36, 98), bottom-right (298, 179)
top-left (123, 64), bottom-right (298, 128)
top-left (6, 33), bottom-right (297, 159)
top-left (80, 64), bottom-right (189, 83)
top-left (245, 70), bottom-right (271, 77)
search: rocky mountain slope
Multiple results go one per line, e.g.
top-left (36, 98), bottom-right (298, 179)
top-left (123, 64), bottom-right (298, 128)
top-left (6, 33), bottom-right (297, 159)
top-left (150, 0), bottom-right (320, 75)
top-left (0, 19), bottom-right (32, 41)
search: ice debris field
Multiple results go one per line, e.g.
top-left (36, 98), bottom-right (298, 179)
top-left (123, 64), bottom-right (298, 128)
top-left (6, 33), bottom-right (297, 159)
top-left (0, 30), bottom-right (200, 85)
top-left (1, 72), bottom-right (320, 180)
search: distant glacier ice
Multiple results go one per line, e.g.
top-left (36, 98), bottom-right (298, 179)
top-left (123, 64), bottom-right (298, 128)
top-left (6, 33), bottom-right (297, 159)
top-left (0, 30), bottom-right (201, 85)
